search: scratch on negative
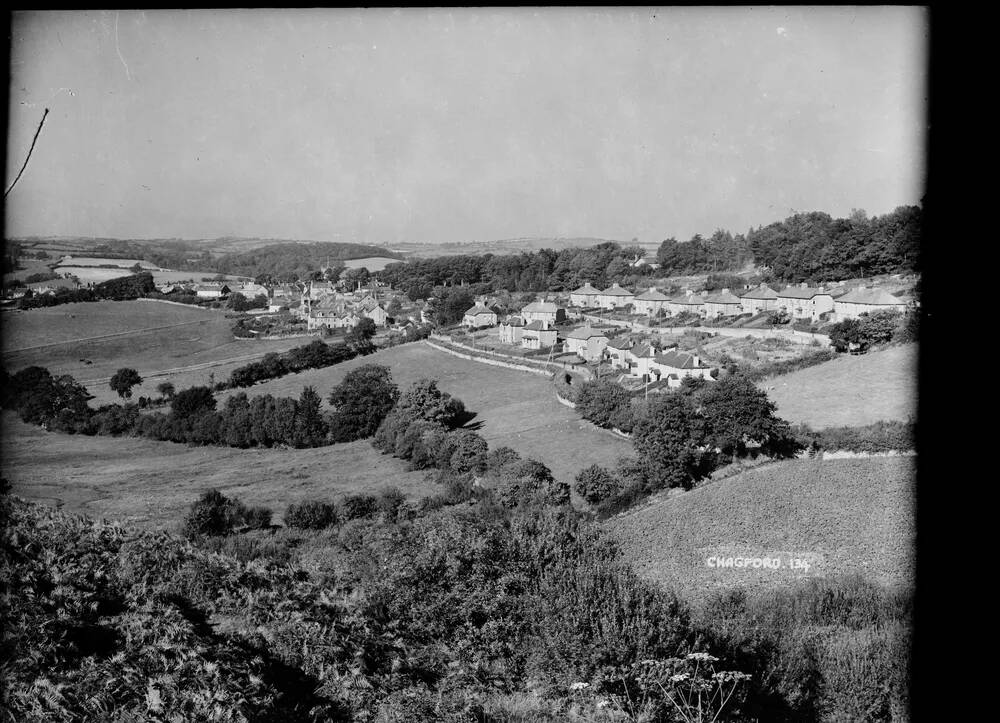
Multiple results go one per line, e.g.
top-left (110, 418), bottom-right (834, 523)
top-left (115, 12), bottom-right (131, 80)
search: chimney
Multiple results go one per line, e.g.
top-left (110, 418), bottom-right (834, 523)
top-left (721, 287), bottom-right (729, 295)
top-left (818, 286), bottom-right (825, 293)
top-left (800, 282), bottom-right (808, 289)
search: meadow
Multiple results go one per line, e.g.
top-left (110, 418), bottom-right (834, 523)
top-left (342, 256), bottom-right (404, 271)
top-left (216, 342), bottom-right (632, 485)
top-left (2, 300), bottom-right (310, 404)
top-left (763, 343), bottom-right (917, 428)
top-left (1, 410), bottom-right (438, 530)
top-left (608, 455), bottom-right (915, 602)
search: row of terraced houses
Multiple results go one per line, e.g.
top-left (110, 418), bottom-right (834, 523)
top-left (567, 281), bottom-right (910, 322)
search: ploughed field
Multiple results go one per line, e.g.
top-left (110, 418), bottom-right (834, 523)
top-left (217, 342), bottom-right (632, 486)
top-left (1, 411), bottom-right (439, 530)
top-left (762, 343), bottom-right (916, 428)
top-left (607, 456), bottom-right (915, 601)
top-left (2, 300), bottom-right (309, 404)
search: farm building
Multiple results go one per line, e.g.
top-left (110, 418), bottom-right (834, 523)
top-left (569, 282), bottom-right (602, 307)
top-left (498, 316), bottom-right (526, 344)
top-left (633, 288), bottom-right (671, 316)
top-left (520, 298), bottom-right (566, 325)
top-left (703, 288), bottom-right (744, 317)
top-left (521, 320), bottom-right (558, 350)
top-left (777, 283), bottom-right (835, 321)
top-left (833, 287), bottom-right (909, 321)
top-left (740, 283), bottom-right (779, 314)
top-left (597, 283), bottom-right (635, 310)
top-left (194, 282), bottom-right (232, 299)
top-left (463, 304), bottom-right (498, 328)
top-left (563, 326), bottom-right (609, 362)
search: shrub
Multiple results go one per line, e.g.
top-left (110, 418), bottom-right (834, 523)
top-left (377, 487), bottom-right (407, 522)
top-left (182, 489), bottom-right (248, 538)
top-left (574, 464), bottom-right (622, 506)
top-left (340, 494), bottom-right (378, 521)
top-left (284, 499), bottom-right (338, 530)
top-left (243, 506), bottom-right (273, 530)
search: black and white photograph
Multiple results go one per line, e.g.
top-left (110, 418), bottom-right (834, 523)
top-left (2, 8), bottom-right (925, 722)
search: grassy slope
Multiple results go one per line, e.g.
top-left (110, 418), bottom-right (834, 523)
top-left (608, 456), bottom-right (915, 601)
top-left (1, 411), bottom-right (438, 530)
top-left (217, 342), bottom-right (632, 486)
top-left (2, 301), bottom-right (308, 404)
top-left (762, 343), bottom-right (916, 428)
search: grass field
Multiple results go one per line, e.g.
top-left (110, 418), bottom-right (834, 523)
top-left (2, 301), bottom-right (310, 404)
top-left (608, 456), bottom-right (915, 601)
top-left (342, 257), bottom-right (403, 271)
top-left (217, 342), bottom-right (631, 486)
top-left (1, 411), bottom-right (438, 530)
top-left (762, 343), bottom-right (916, 428)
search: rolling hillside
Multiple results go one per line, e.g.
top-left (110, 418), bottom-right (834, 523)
top-left (763, 343), bottom-right (917, 428)
top-left (608, 456), bottom-right (915, 601)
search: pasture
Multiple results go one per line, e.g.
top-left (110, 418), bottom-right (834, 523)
top-left (2, 300), bottom-right (310, 404)
top-left (215, 342), bottom-right (633, 486)
top-left (1, 412), bottom-right (438, 530)
top-left (608, 456), bottom-right (915, 601)
top-left (54, 256), bottom-right (159, 268)
top-left (342, 256), bottom-right (405, 271)
top-left (764, 343), bottom-right (916, 428)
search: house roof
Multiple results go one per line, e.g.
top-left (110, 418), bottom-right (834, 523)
top-left (601, 284), bottom-right (634, 296)
top-left (704, 290), bottom-right (743, 305)
top-left (835, 287), bottom-right (906, 305)
top-left (523, 320), bottom-right (555, 331)
top-left (606, 337), bottom-right (634, 350)
top-left (740, 284), bottom-right (778, 300)
top-left (571, 283), bottom-right (601, 295)
top-left (634, 288), bottom-right (670, 301)
top-left (565, 326), bottom-right (608, 340)
top-left (671, 294), bottom-right (704, 305)
top-left (522, 300), bottom-right (561, 313)
top-left (502, 315), bottom-right (525, 327)
top-left (777, 285), bottom-right (831, 299)
top-left (464, 304), bottom-right (496, 316)
top-left (653, 350), bottom-right (707, 369)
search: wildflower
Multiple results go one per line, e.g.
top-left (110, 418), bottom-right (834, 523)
top-left (685, 652), bottom-right (718, 662)
top-left (670, 673), bottom-right (690, 683)
top-left (570, 682), bottom-right (590, 691)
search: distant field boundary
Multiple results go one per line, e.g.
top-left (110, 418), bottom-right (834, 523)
top-left (2, 316), bottom-right (216, 355)
top-left (424, 339), bottom-right (552, 377)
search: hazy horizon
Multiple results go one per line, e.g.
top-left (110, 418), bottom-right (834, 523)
top-left (6, 8), bottom-right (927, 246)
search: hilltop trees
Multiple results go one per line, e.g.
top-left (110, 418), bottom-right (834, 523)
top-left (109, 368), bottom-right (143, 399)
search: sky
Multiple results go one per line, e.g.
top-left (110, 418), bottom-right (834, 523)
top-left (5, 7), bottom-right (928, 246)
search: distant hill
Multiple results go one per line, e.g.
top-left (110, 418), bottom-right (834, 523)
top-left (608, 456), bottom-right (914, 602)
top-left (393, 237), bottom-right (634, 257)
top-left (209, 241), bottom-right (404, 278)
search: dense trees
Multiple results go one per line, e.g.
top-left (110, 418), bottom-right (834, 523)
top-left (170, 386), bottom-right (217, 420)
top-left (226, 339), bottom-right (355, 388)
top-left (574, 464), bottom-right (623, 506)
top-left (327, 365), bottom-right (400, 442)
top-left (575, 379), bottom-right (633, 430)
top-left (828, 310), bottom-right (906, 353)
top-left (209, 241), bottom-right (402, 280)
top-left (698, 375), bottom-right (796, 458)
top-left (109, 368), bottom-right (143, 399)
top-left (632, 394), bottom-right (711, 490)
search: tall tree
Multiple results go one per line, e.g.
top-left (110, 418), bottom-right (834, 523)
top-left (327, 364), bottom-right (399, 442)
top-left (109, 368), bottom-right (143, 399)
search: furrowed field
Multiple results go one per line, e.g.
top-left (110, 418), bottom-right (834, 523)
top-left (2, 300), bottom-right (310, 404)
top-left (762, 343), bottom-right (916, 428)
top-left (608, 455), bottom-right (915, 602)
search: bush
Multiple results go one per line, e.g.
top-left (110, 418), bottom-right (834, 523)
top-left (284, 499), bottom-right (338, 530)
top-left (377, 487), bottom-right (407, 522)
top-left (340, 494), bottom-right (378, 521)
top-left (574, 464), bottom-right (622, 506)
top-left (182, 489), bottom-right (248, 538)
top-left (243, 506), bottom-right (273, 530)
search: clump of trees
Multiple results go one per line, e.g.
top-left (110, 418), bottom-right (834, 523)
top-left (828, 309), bottom-right (916, 353)
top-left (109, 368), bottom-right (143, 399)
top-left (18, 272), bottom-right (157, 309)
top-left (182, 489), bottom-right (272, 538)
top-left (226, 339), bottom-right (356, 389)
top-left (328, 365), bottom-right (400, 442)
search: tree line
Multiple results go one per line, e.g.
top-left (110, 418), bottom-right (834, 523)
top-left (15, 271), bottom-right (157, 308)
